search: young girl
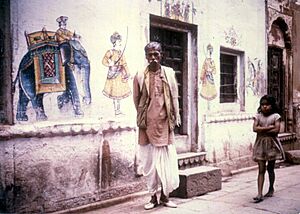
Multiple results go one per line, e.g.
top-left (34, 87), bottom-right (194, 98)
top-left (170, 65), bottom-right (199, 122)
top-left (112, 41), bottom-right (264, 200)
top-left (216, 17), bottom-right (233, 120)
top-left (252, 95), bottom-right (284, 203)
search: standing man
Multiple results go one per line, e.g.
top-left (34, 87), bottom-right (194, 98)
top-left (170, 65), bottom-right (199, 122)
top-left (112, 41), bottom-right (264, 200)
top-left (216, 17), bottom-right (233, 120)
top-left (133, 42), bottom-right (181, 210)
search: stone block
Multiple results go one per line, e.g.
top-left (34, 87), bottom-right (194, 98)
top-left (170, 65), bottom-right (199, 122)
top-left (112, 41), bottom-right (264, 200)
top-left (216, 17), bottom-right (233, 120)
top-left (285, 150), bottom-right (300, 164)
top-left (170, 166), bottom-right (222, 198)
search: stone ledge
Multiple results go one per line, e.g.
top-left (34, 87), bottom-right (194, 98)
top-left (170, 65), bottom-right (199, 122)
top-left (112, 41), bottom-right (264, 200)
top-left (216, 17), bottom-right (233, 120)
top-left (170, 166), bottom-right (222, 198)
top-left (278, 132), bottom-right (297, 145)
top-left (204, 113), bottom-right (254, 124)
top-left (0, 119), bottom-right (136, 140)
top-left (285, 150), bottom-right (300, 164)
top-left (177, 152), bottom-right (206, 170)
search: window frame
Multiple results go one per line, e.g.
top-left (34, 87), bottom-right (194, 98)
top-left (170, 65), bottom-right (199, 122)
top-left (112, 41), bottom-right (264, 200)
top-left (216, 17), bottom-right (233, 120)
top-left (219, 47), bottom-right (245, 112)
top-left (220, 53), bottom-right (237, 103)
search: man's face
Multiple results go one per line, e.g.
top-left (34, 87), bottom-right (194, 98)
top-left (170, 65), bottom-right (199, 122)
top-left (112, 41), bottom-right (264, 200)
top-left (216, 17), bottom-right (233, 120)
top-left (146, 48), bottom-right (162, 71)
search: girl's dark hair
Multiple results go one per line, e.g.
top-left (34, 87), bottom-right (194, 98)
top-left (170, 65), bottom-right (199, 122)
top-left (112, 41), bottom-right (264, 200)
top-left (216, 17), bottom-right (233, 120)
top-left (257, 94), bottom-right (280, 114)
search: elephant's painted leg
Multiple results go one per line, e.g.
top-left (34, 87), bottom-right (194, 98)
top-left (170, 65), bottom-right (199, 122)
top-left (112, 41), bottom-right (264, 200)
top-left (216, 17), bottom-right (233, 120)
top-left (69, 89), bottom-right (84, 116)
top-left (57, 91), bottom-right (70, 109)
top-left (33, 94), bottom-right (48, 121)
top-left (16, 87), bottom-right (29, 121)
top-left (65, 69), bottom-right (84, 116)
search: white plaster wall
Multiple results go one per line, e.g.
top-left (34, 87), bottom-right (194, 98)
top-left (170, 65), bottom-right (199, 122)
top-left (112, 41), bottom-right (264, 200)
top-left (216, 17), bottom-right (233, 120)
top-left (11, 0), bottom-right (146, 124)
top-left (197, 0), bottom-right (266, 113)
top-left (204, 119), bottom-right (256, 163)
top-left (196, 0), bottom-right (267, 164)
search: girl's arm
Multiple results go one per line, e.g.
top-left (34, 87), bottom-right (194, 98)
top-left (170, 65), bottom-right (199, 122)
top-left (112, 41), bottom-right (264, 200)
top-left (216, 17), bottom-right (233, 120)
top-left (266, 119), bottom-right (281, 134)
top-left (253, 118), bottom-right (274, 133)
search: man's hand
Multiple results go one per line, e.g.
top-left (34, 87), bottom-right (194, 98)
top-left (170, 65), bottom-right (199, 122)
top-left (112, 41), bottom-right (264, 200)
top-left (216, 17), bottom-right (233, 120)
top-left (176, 115), bottom-right (181, 127)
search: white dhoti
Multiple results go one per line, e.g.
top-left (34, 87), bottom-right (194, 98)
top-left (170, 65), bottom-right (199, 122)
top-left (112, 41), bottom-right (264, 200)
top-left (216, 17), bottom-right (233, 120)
top-left (139, 143), bottom-right (179, 196)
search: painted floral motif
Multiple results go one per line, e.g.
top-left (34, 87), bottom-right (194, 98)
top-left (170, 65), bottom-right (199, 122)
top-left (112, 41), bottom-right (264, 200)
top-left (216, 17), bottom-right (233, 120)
top-left (224, 26), bottom-right (241, 47)
top-left (247, 57), bottom-right (264, 96)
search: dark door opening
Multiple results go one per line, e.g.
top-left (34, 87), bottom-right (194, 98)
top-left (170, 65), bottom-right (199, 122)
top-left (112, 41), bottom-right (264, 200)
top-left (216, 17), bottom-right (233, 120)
top-left (267, 47), bottom-right (285, 127)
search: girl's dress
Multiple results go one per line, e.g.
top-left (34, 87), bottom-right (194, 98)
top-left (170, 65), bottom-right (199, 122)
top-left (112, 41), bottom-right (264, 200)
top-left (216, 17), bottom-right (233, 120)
top-left (252, 113), bottom-right (284, 162)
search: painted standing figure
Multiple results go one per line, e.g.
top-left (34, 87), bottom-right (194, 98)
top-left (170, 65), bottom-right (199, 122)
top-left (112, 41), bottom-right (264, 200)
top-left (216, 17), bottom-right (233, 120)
top-left (133, 42), bottom-right (180, 210)
top-left (252, 95), bottom-right (285, 203)
top-left (102, 32), bottom-right (131, 116)
top-left (200, 44), bottom-right (217, 100)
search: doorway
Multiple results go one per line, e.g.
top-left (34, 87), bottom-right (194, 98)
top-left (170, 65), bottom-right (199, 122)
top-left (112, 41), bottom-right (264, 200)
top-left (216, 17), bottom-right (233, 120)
top-left (267, 47), bottom-right (286, 128)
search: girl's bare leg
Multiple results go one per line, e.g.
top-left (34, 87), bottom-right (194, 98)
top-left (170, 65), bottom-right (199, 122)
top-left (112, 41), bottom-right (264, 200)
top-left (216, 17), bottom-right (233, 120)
top-left (254, 160), bottom-right (266, 202)
top-left (265, 160), bottom-right (275, 197)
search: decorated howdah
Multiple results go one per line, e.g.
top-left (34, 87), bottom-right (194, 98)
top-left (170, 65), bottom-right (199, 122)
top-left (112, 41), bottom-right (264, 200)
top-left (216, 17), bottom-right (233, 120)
top-left (25, 28), bottom-right (66, 94)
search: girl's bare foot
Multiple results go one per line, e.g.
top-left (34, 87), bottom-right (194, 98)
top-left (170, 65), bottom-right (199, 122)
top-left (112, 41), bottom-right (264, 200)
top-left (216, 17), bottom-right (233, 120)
top-left (264, 189), bottom-right (274, 197)
top-left (253, 195), bottom-right (264, 203)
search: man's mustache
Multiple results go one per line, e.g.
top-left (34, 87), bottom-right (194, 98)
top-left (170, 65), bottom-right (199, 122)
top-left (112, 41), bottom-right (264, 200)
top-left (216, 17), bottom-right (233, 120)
top-left (149, 60), bottom-right (159, 65)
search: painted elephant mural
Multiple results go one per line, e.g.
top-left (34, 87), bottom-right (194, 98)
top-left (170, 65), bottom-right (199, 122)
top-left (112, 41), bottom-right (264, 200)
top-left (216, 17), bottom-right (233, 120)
top-left (14, 30), bottom-right (91, 121)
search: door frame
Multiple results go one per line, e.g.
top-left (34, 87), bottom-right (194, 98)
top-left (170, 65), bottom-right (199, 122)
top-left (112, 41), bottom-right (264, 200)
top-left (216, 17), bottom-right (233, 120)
top-left (0, 0), bottom-right (13, 124)
top-left (267, 16), bottom-right (293, 132)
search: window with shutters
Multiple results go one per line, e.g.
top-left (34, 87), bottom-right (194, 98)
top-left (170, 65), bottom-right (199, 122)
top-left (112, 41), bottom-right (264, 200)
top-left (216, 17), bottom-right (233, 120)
top-left (220, 53), bottom-right (237, 103)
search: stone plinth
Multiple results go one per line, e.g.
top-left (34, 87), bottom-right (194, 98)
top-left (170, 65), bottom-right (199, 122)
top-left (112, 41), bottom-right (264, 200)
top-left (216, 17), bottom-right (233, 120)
top-left (171, 166), bottom-right (222, 198)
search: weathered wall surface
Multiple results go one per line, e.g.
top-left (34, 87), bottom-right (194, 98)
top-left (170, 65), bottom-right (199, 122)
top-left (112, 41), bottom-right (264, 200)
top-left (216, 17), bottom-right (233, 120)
top-left (0, 121), bottom-right (143, 213)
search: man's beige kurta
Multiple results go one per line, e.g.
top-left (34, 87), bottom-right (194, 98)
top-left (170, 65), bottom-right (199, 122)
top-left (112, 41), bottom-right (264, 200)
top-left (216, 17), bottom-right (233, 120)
top-left (133, 66), bottom-right (179, 147)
